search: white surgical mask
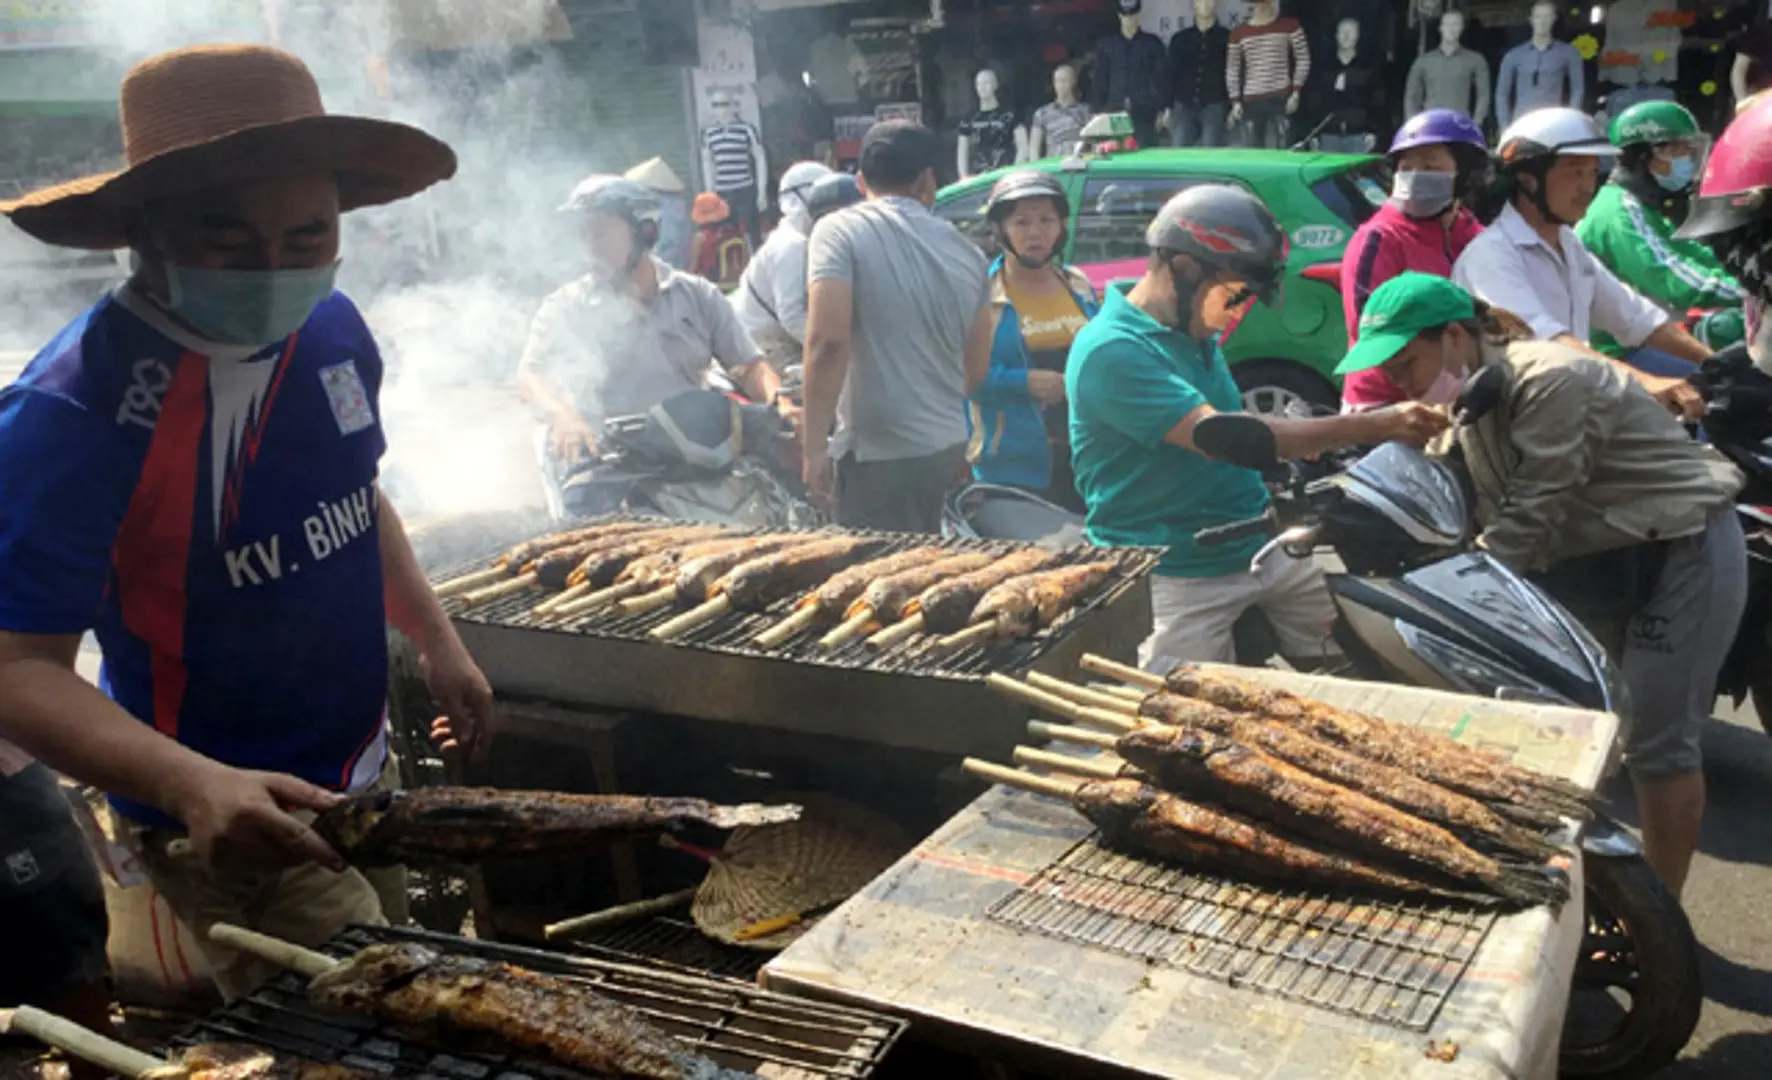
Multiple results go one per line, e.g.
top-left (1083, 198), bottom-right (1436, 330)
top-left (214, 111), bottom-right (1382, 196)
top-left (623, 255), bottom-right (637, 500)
top-left (1391, 170), bottom-right (1457, 220)
top-left (1419, 340), bottom-right (1465, 406)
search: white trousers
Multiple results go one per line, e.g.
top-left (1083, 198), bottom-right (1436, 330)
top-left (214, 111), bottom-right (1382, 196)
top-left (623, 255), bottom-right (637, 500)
top-left (1139, 556), bottom-right (1339, 672)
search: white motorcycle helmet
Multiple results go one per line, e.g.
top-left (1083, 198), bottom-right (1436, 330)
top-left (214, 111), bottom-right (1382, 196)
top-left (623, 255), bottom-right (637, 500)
top-left (777, 161), bottom-right (832, 224)
top-left (1495, 107), bottom-right (1618, 225)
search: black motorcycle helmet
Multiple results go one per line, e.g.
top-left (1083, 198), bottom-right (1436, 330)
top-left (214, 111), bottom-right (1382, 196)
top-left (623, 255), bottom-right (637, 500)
top-left (1145, 184), bottom-right (1288, 308)
top-left (559, 174), bottom-right (663, 273)
top-left (984, 169), bottom-right (1071, 268)
top-left (806, 173), bottom-right (864, 223)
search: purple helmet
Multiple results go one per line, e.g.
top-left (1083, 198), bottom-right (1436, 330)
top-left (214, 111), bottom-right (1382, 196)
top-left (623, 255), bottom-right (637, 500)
top-left (1390, 109), bottom-right (1488, 156)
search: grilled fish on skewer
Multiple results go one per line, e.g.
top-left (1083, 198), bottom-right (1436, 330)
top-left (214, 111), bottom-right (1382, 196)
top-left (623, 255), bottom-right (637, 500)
top-left (821, 552), bottom-right (998, 648)
top-left (939, 562), bottom-right (1117, 649)
top-left (308, 943), bottom-right (740, 1080)
top-left (621, 534), bottom-right (817, 613)
top-left (651, 536), bottom-right (884, 640)
top-left (530, 525), bottom-right (700, 590)
top-left (560, 534), bottom-right (766, 616)
top-left (1112, 727), bottom-right (1568, 905)
top-left (156, 1045), bottom-right (373, 1080)
top-left (556, 525), bottom-right (728, 589)
top-left (1162, 663), bottom-right (1599, 819)
top-left (916, 548), bottom-right (1059, 635)
top-left (754, 545), bottom-right (947, 646)
top-left (499, 521), bottom-right (661, 571)
top-left (964, 760), bottom-right (1501, 904)
top-left (313, 788), bottom-right (802, 867)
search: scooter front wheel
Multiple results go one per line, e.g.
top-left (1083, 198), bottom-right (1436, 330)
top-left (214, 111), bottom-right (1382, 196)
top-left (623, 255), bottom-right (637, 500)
top-left (1559, 850), bottom-right (1701, 1077)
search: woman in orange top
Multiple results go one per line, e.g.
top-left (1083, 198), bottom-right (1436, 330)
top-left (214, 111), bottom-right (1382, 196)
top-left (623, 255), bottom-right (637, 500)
top-left (690, 191), bottom-right (752, 288)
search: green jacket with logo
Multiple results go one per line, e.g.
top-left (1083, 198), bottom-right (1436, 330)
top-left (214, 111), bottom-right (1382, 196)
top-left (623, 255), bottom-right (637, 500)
top-left (1575, 177), bottom-right (1746, 355)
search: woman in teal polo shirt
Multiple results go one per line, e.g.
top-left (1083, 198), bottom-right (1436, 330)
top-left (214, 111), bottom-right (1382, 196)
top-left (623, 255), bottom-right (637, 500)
top-left (1067, 185), bottom-right (1446, 670)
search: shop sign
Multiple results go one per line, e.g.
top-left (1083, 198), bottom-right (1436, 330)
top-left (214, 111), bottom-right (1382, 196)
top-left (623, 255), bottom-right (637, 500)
top-left (1139, 0), bottom-right (1256, 39)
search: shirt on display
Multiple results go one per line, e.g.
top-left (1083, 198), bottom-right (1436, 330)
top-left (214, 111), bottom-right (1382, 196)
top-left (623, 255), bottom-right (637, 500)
top-left (1227, 16), bottom-right (1311, 103)
top-left (1092, 30), bottom-right (1171, 117)
top-left (1167, 23), bottom-right (1231, 108)
top-left (703, 122), bottom-right (761, 192)
top-left (962, 107), bottom-right (1020, 173)
top-left (1031, 101), bottom-right (1091, 156)
top-left (1496, 41), bottom-right (1585, 126)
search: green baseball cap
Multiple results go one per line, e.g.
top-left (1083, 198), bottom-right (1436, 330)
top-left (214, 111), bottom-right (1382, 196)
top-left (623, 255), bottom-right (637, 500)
top-left (1335, 272), bottom-right (1476, 376)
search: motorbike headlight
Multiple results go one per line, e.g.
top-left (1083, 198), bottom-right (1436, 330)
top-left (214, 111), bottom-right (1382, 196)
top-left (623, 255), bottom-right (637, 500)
top-left (1396, 623), bottom-right (1573, 705)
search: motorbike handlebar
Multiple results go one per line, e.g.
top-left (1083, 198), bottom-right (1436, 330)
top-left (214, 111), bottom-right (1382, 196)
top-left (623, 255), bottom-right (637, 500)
top-left (1194, 514), bottom-right (1274, 547)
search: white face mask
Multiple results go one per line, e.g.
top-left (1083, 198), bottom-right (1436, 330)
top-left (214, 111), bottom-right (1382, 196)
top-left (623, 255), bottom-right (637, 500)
top-left (1391, 170), bottom-right (1457, 220)
top-left (1418, 340), bottom-right (1465, 406)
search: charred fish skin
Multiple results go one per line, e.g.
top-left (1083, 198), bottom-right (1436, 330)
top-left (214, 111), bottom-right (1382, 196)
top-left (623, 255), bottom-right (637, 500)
top-left (312, 789), bottom-right (801, 867)
top-left (567, 526), bottom-right (729, 588)
top-left (1162, 666), bottom-right (1596, 821)
top-left (717, 536), bottom-right (882, 610)
top-left (308, 944), bottom-right (718, 1080)
top-left (502, 521), bottom-right (658, 569)
top-left (1137, 695), bottom-right (1562, 863)
top-left (809, 546), bottom-right (947, 613)
top-left (170, 1043), bottom-right (376, 1080)
top-left (532, 527), bottom-right (685, 590)
top-left (674, 535), bottom-right (817, 602)
top-left (852, 552), bottom-right (997, 622)
top-left (622, 535), bottom-right (762, 589)
top-left (918, 549), bottom-right (1058, 633)
top-left (969, 562), bottom-right (1117, 638)
top-left (1074, 780), bottom-right (1497, 904)
top-left (1117, 729), bottom-right (1568, 907)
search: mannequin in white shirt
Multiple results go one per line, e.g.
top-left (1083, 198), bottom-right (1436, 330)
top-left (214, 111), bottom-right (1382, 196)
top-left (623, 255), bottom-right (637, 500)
top-left (957, 69), bottom-right (1028, 179)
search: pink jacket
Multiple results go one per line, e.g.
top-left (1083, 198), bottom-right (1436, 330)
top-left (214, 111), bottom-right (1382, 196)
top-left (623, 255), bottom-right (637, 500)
top-left (1340, 203), bottom-right (1485, 408)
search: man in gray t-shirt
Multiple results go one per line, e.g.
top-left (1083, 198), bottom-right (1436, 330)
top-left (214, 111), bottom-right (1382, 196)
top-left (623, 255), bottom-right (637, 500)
top-left (804, 121), bottom-right (992, 532)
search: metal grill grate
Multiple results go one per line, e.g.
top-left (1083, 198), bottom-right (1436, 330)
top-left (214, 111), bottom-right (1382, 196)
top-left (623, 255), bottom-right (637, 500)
top-left (437, 522), bottom-right (1162, 679)
top-left (168, 924), bottom-right (902, 1078)
top-left (563, 916), bottom-right (768, 983)
top-left (986, 837), bottom-right (1498, 1032)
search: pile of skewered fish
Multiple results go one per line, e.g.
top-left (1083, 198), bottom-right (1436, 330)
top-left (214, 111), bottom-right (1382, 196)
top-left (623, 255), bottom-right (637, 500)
top-left (432, 519), bottom-right (1124, 650)
top-left (969, 656), bottom-right (1594, 909)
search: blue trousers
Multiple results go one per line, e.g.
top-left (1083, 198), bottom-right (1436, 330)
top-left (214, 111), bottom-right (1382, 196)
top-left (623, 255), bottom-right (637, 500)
top-left (1623, 346), bottom-right (1698, 378)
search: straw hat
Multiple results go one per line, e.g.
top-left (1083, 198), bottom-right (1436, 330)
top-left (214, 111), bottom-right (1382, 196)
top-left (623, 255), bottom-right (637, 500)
top-left (624, 156), bottom-right (687, 195)
top-left (0, 44), bottom-right (457, 250)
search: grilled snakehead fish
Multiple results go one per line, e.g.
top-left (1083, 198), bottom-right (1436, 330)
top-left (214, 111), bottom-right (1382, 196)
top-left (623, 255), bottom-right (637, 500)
top-left (1162, 664), bottom-right (1598, 821)
top-left (500, 521), bottom-right (660, 570)
top-left (1137, 694), bottom-right (1561, 862)
top-left (153, 1045), bottom-right (371, 1080)
top-left (314, 788), bottom-right (801, 867)
top-left (309, 943), bottom-right (749, 1080)
top-left (846, 551), bottom-right (998, 626)
top-left (959, 561), bottom-right (1117, 640)
top-left (1073, 778), bottom-right (1498, 904)
top-left (916, 549), bottom-right (1059, 634)
top-left (530, 526), bottom-right (692, 589)
top-left (559, 524), bottom-right (729, 589)
top-left (1115, 727), bottom-right (1568, 906)
top-left (714, 535), bottom-right (883, 610)
top-left (799, 546), bottom-right (947, 617)
top-left (670, 535), bottom-right (821, 602)
top-left (615, 534), bottom-right (771, 589)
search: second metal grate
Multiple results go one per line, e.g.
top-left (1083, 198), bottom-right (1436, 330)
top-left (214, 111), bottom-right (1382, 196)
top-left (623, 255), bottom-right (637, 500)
top-left (986, 837), bottom-right (1497, 1032)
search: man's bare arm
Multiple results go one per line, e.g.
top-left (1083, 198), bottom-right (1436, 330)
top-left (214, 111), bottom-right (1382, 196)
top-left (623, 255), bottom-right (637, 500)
top-left (1641, 321), bottom-right (1712, 364)
top-left (1161, 402), bottom-right (1449, 459)
top-left (962, 304), bottom-right (993, 396)
top-left (803, 278), bottom-right (855, 454)
top-left (734, 357), bottom-right (784, 404)
top-left (1550, 332), bottom-right (1706, 420)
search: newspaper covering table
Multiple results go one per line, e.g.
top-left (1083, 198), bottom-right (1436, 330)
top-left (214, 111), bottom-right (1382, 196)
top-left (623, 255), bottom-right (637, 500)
top-left (763, 669), bottom-right (1616, 1080)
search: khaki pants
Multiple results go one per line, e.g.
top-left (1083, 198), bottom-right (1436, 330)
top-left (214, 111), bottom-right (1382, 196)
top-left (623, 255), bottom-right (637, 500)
top-left (1139, 557), bottom-right (1339, 672)
top-left (123, 754), bottom-right (408, 1000)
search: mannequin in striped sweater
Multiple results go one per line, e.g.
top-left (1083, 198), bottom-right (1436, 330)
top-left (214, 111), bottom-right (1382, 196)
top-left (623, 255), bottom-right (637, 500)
top-left (1226, 0), bottom-right (1310, 149)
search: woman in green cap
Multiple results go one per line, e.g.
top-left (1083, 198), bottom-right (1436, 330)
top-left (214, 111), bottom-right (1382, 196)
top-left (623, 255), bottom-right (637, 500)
top-left (1337, 271), bottom-right (1746, 899)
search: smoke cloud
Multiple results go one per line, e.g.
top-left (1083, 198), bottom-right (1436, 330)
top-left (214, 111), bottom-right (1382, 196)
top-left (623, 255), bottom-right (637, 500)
top-left (5, 0), bottom-right (640, 521)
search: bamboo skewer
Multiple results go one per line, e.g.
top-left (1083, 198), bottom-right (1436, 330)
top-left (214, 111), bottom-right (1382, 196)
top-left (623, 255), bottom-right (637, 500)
top-left (962, 757), bottom-right (1080, 800)
top-left (650, 595), bottom-right (731, 640)
top-left (984, 673), bottom-right (1137, 731)
top-left (208, 923), bottom-right (338, 979)
top-left (459, 572), bottom-right (540, 607)
top-left (1028, 719), bottom-right (1128, 747)
top-left (754, 606), bottom-right (820, 649)
top-left (934, 621), bottom-right (999, 652)
top-left (618, 587), bottom-right (679, 615)
top-left (1013, 744), bottom-right (1123, 780)
top-left (434, 565), bottom-right (507, 599)
top-left (556, 580), bottom-right (645, 618)
top-left (1081, 653), bottom-right (1164, 690)
top-left (819, 610), bottom-right (875, 649)
top-left (533, 582), bottom-right (592, 615)
top-left (866, 614), bottom-right (925, 649)
top-left (1096, 683), bottom-right (1148, 703)
top-left (1026, 672), bottom-right (1143, 715)
top-left (543, 888), bottom-right (697, 940)
top-left (5, 1006), bottom-right (168, 1079)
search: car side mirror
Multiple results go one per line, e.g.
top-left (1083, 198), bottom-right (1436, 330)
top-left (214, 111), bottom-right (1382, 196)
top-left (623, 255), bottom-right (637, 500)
top-left (1194, 414), bottom-right (1281, 472)
top-left (1455, 365), bottom-right (1505, 425)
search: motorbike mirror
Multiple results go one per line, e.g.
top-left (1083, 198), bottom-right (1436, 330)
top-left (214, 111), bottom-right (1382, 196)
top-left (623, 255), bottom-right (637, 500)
top-left (1455, 365), bottom-right (1505, 425)
top-left (1194, 414), bottom-right (1281, 471)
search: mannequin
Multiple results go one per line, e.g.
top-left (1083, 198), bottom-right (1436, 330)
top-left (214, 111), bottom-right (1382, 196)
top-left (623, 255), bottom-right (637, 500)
top-left (1091, 0), bottom-right (1169, 148)
top-left (957, 69), bottom-right (1027, 178)
top-left (1404, 10), bottom-right (1491, 127)
top-left (1227, 0), bottom-right (1311, 149)
top-left (1029, 64), bottom-right (1092, 158)
top-left (1312, 18), bottom-right (1382, 153)
top-left (700, 90), bottom-right (769, 245)
top-left (1495, 1), bottom-right (1584, 127)
top-left (1166, 0), bottom-right (1230, 148)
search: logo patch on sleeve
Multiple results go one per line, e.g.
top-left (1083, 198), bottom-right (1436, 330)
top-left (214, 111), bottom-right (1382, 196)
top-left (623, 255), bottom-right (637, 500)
top-left (319, 361), bottom-right (375, 436)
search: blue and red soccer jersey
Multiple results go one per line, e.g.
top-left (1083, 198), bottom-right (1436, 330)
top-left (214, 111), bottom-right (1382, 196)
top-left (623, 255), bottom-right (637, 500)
top-left (0, 288), bottom-right (392, 826)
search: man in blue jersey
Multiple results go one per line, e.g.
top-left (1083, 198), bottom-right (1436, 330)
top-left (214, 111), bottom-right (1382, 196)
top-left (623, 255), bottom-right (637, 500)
top-left (0, 45), bottom-right (493, 998)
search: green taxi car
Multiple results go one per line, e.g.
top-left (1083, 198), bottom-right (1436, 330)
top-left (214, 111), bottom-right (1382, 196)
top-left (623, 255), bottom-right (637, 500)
top-left (934, 148), bottom-right (1389, 416)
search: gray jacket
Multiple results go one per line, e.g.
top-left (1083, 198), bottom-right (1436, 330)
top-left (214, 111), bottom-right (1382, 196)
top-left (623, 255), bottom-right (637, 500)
top-left (1456, 338), bottom-right (1740, 571)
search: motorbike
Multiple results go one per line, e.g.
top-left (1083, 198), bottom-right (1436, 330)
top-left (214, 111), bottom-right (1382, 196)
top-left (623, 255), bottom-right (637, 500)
top-left (544, 387), bottom-right (821, 530)
top-left (946, 374), bottom-right (1702, 1079)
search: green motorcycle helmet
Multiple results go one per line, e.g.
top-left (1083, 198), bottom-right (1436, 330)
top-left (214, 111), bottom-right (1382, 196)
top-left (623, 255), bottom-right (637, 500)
top-left (1608, 101), bottom-right (1710, 194)
top-left (1608, 101), bottom-right (1703, 149)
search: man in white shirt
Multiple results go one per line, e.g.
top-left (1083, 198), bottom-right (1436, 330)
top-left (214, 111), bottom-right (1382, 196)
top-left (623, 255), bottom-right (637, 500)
top-left (733, 161), bottom-right (831, 370)
top-left (1454, 108), bottom-right (1708, 420)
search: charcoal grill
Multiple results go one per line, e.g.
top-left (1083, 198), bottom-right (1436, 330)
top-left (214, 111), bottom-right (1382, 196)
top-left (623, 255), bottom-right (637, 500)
top-left (167, 924), bottom-right (903, 1079)
top-left (986, 836), bottom-right (1498, 1032)
top-left (439, 521), bottom-right (1159, 757)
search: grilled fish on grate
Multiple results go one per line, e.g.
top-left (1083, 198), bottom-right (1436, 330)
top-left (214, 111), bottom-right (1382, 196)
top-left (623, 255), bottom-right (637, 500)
top-left (670, 535), bottom-right (824, 603)
top-left (846, 551), bottom-right (998, 626)
top-left (501, 521), bottom-right (662, 571)
top-left (614, 534), bottom-right (771, 589)
top-left (156, 1044), bottom-right (373, 1080)
top-left (308, 943), bottom-right (749, 1079)
top-left (313, 788), bottom-right (801, 867)
top-left (959, 562), bottom-right (1117, 641)
top-left (529, 526), bottom-right (697, 589)
top-left (803, 546), bottom-right (948, 617)
top-left (556, 525), bottom-right (730, 589)
top-left (1135, 694), bottom-right (1561, 862)
top-left (1114, 727), bottom-right (1569, 906)
top-left (916, 549), bottom-right (1060, 634)
top-left (1161, 665), bottom-right (1598, 822)
top-left (714, 536), bottom-right (884, 610)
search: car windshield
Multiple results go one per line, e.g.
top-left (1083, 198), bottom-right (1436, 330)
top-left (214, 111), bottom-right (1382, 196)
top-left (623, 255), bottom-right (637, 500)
top-left (1311, 161), bottom-right (1389, 228)
top-left (933, 186), bottom-right (998, 257)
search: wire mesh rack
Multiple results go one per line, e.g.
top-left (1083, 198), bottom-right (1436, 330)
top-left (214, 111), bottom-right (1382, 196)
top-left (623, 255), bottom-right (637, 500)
top-left (562, 915), bottom-right (768, 983)
top-left (168, 924), bottom-right (903, 1079)
top-left (986, 836), bottom-right (1498, 1032)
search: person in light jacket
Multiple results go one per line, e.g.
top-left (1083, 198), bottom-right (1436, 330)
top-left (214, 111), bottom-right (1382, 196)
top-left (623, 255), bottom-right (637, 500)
top-left (1336, 272), bottom-right (1746, 899)
top-left (966, 170), bottom-right (1100, 510)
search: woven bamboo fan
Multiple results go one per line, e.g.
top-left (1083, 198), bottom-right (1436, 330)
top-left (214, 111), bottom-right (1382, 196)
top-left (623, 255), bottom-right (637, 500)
top-left (686, 793), bottom-right (907, 950)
